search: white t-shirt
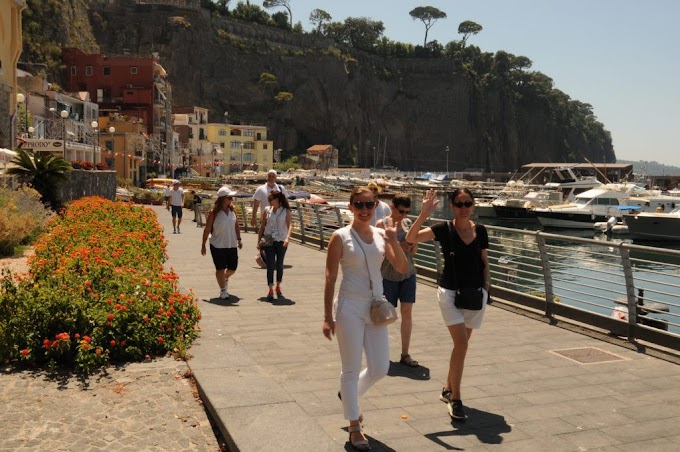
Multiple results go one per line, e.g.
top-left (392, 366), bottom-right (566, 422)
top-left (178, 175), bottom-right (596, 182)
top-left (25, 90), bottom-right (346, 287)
top-left (164, 186), bottom-right (171, 197)
top-left (335, 226), bottom-right (386, 303)
top-left (252, 183), bottom-right (289, 217)
top-left (209, 210), bottom-right (238, 249)
top-left (263, 206), bottom-right (289, 241)
top-left (370, 200), bottom-right (392, 226)
top-left (169, 188), bottom-right (184, 207)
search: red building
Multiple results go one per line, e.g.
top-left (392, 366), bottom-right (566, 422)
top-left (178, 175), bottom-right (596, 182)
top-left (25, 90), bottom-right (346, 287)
top-left (62, 48), bottom-right (168, 135)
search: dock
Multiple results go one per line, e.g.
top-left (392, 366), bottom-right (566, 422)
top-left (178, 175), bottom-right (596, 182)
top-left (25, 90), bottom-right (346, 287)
top-left (156, 206), bottom-right (680, 451)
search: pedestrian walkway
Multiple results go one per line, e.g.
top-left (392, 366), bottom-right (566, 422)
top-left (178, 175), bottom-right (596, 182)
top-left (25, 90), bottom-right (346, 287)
top-left (157, 206), bottom-right (680, 452)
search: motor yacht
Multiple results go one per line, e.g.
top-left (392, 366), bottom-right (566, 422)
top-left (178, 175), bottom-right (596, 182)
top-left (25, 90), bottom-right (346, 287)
top-left (624, 207), bottom-right (680, 241)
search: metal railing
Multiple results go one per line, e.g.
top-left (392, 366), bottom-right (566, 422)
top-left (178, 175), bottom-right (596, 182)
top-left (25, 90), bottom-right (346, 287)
top-left (226, 200), bottom-right (680, 350)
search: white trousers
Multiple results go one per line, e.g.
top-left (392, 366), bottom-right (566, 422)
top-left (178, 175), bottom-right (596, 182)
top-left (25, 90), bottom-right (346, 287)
top-left (335, 297), bottom-right (390, 420)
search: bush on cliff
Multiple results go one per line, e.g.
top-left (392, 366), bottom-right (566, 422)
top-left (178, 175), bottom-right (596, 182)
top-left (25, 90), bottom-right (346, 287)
top-left (0, 197), bottom-right (201, 372)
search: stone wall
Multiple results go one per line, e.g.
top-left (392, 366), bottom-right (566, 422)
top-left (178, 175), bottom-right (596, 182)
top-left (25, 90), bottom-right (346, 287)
top-left (57, 169), bottom-right (117, 203)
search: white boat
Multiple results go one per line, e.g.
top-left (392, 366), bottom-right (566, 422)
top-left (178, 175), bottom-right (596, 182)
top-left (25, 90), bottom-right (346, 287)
top-left (535, 183), bottom-right (680, 229)
top-left (493, 168), bottom-right (602, 221)
top-left (624, 207), bottom-right (680, 241)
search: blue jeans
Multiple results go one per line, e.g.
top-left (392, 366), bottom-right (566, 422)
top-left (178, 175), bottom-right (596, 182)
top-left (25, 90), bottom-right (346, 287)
top-left (264, 241), bottom-right (287, 285)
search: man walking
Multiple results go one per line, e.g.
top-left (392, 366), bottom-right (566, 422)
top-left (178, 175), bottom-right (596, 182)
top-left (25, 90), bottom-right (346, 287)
top-left (167, 179), bottom-right (185, 234)
top-left (251, 169), bottom-right (289, 227)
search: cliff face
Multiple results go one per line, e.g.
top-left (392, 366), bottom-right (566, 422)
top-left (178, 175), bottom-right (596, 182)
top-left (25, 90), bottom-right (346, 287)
top-left (82, 3), bottom-right (614, 172)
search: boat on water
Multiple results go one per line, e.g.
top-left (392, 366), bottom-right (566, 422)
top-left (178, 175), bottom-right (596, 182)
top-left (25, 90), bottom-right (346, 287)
top-left (492, 168), bottom-right (602, 221)
top-left (624, 207), bottom-right (680, 241)
top-left (535, 183), bottom-right (680, 229)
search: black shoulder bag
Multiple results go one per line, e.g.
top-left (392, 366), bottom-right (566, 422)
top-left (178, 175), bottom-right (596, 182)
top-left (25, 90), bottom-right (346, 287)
top-left (446, 222), bottom-right (484, 310)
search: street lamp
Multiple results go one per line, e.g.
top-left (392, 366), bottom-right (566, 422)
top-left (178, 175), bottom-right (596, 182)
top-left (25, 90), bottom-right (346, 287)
top-left (60, 110), bottom-right (69, 159)
top-left (16, 93), bottom-right (27, 135)
top-left (28, 126), bottom-right (35, 137)
top-left (91, 121), bottom-right (99, 164)
top-left (445, 145), bottom-right (450, 175)
top-left (240, 142), bottom-right (244, 173)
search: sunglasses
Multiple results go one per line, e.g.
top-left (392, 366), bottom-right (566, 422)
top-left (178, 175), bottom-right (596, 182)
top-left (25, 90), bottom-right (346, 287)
top-left (352, 201), bottom-right (376, 210)
top-left (397, 209), bottom-right (410, 215)
top-left (453, 200), bottom-right (474, 208)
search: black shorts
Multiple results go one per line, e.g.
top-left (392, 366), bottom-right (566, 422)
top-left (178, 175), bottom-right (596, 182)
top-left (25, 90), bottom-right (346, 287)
top-left (210, 245), bottom-right (238, 271)
top-left (171, 205), bottom-right (183, 218)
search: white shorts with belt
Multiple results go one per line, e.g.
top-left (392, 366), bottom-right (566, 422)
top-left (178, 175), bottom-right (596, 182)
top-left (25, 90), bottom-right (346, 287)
top-left (437, 286), bottom-right (488, 329)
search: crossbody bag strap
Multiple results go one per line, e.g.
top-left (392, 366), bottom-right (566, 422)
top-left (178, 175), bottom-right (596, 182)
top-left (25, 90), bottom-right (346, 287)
top-left (349, 228), bottom-right (379, 299)
top-left (446, 221), bottom-right (460, 290)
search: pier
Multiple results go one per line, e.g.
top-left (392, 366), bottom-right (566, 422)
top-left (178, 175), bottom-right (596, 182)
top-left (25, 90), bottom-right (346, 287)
top-left (155, 205), bottom-right (680, 451)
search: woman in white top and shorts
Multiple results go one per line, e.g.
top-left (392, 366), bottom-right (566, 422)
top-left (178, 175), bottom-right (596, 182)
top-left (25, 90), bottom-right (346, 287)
top-left (201, 187), bottom-right (243, 300)
top-left (323, 186), bottom-right (409, 451)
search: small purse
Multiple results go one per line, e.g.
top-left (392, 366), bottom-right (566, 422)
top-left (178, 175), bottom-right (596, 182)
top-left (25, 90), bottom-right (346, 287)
top-left (259, 234), bottom-right (274, 247)
top-left (350, 228), bottom-right (398, 326)
top-left (454, 287), bottom-right (484, 310)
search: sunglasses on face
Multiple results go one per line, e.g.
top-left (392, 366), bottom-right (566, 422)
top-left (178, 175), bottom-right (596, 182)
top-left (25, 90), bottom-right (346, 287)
top-left (397, 208), bottom-right (410, 215)
top-left (453, 200), bottom-right (474, 208)
top-left (352, 201), bottom-right (377, 210)
top-left (225, 196), bottom-right (233, 200)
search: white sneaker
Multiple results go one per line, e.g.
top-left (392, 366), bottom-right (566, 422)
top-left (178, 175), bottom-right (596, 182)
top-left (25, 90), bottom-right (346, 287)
top-left (219, 288), bottom-right (229, 300)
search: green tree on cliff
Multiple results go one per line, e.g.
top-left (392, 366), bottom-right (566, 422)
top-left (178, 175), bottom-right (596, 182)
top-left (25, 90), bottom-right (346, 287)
top-left (409, 6), bottom-right (447, 47)
top-left (263, 0), bottom-right (293, 27)
top-left (232, 1), bottom-right (270, 25)
top-left (309, 8), bottom-right (332, 33)
top-left (458, 20), bottom-right (483, 48)
top-left (325, 17), bottom-right (385, 51)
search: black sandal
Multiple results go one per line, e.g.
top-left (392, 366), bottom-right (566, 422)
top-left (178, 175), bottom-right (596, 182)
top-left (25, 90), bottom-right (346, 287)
top-left (399, 354), bottom-right (419, 367)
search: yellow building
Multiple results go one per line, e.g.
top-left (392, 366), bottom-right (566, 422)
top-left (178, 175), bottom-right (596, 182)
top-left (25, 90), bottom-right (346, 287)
top-left (98, 116), bottom-right (148, 185)
top-left (206, 122), bottom-right (274, 173)
top-left (0, 0), bottom-right (26, 149)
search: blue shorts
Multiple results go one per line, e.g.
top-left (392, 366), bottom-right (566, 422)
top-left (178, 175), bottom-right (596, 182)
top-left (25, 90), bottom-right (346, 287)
top-left (383, 274), bottom-right (417, 307)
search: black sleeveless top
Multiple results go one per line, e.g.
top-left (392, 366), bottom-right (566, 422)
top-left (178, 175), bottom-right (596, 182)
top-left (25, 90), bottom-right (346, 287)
top-left (431, 221), bottom-right (488, 290)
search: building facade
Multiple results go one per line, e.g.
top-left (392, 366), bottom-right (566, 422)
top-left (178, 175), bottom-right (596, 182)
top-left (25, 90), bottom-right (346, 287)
top-left (0, 0), bottom-right (26, 149)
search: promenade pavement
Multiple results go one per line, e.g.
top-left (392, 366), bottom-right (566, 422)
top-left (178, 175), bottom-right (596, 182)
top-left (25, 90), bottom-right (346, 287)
top-left (157, 206), bottom-right (680, 452)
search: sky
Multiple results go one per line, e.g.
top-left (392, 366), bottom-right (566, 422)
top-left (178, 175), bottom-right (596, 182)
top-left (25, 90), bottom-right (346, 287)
top-left (255, 0), bottom-right (680, 167)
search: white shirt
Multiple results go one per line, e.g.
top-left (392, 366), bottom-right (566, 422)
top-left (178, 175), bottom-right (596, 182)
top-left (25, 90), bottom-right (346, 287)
top-left (252, 183), bottom-right (289, 217)
top-left (263, 206), bottom-right (289, 241)
top-left (164, 186), bottom-right (171, 197)
top-left (370, 200), bottom-right (392, 226)
top-left (169, 188), bottom-right (184, 206)
top-left (335, 226), bottom-right (386, 303)
top-left (209, 210), bottom-right (238, 248)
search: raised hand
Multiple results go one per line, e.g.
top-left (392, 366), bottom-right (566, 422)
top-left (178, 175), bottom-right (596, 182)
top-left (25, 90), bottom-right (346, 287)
top-left (383, 216), bottom-right (398, 242)
top-left (421, 189), bottom-right (440, 216)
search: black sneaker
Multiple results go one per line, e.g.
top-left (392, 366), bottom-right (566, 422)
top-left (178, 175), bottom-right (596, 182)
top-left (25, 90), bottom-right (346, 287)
top-left (448, 399), bottom-right (468, 420)
top-left (439, 388), bottom-right (451, 403)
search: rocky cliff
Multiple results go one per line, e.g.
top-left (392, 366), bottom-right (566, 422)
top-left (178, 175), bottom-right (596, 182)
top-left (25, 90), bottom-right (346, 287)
top-left (34, 0), bottom-right (616, 171)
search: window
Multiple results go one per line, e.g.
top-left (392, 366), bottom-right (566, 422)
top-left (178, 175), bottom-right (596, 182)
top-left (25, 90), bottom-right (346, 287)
top-left (103, 66), bottom-right (111, 76)
top-left (130, 66), bottom-right (138, 75)
top-left (263, 143), bottom-right (268, 150)
top-left (218, 129), bottom-right (227, 136)
top-left (230, 141), bottom-right (241, 149)
top-left (244, 142), bottom-right (255, 150)
top-left (85, 66), bottom-right (93, 76)
top-left (71, 66), bottom-right (77, 76)
top-left (243, 130), bottom-right (255, 137)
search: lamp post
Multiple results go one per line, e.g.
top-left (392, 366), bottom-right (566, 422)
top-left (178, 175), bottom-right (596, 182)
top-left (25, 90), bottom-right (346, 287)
top-left (16, 93), bottom-right (27, 135)
top-left (91, 121), bottom-right (99, 164)
top-left (445, 145), bottom-right (450, 175)
top-left (28, 126), bottom-right (35, 137)
top-left (60, 110), bottom-right (69, 159)
top-left (107, 127), bottom-right (115, 172)
top-left (240, 142), bottom-right (244, 173)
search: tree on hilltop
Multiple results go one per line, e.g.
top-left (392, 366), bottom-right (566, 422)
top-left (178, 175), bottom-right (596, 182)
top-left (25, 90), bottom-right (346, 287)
top-left (263, 0), bottom-right (293, 27)
top-left (309, 8), bottom-right (332, 33)
top-left (232, 1), bottom-right (270, 25)
top-left (325, 17), bottom-right (385, 52)
top-left (458, 20), bottom-right (482, 48)
top-left (409, 6), bottom-right (447, 47)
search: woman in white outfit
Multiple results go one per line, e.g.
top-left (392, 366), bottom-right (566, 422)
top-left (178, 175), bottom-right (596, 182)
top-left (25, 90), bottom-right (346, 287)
top-left (323, 187), bottom-right (408, 451)
top-left (201, 187), bottom-right (243, 300)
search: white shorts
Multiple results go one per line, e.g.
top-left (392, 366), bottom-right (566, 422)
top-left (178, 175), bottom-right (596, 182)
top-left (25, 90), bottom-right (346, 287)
top-left (437, 286), bottom-right (488, 329)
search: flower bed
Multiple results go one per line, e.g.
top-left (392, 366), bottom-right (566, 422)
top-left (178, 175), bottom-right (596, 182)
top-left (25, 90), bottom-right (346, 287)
top-left (0, 187), bottom-right (51, 257)
top-left (0, 197), bottom-right (201, 372)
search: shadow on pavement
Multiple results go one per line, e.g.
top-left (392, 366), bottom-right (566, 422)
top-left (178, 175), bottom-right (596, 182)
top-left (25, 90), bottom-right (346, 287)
top-left (425, 407), bottom-right (511, 448)
top-left (204, 296), bottom-right (240, 306)
top-left (387, 361), bottom-right (431, 380)
top-left (340, 428), bottom-right (396, 452)
top-left (257, 296), bottom-right (296, 306)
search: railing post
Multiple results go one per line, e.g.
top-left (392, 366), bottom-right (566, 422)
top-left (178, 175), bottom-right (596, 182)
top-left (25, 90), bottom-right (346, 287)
top-left (619, 243), bottom-right (638, 343)
top-left (314, 205), bottom-right (325, 250)
top-left (297, 204), bottom-right (307, 244)
top-left (239, 201), bottom-right (249, 233)
top-left (535, 232), bottom-right (555, 318)
top-left (335, 206), bottom-right (344, 227)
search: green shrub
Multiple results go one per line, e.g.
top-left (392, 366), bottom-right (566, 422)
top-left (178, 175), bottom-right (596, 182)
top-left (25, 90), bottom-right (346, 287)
top-left (0, 187), bottom-right (52, 257)
top-left (0, 197), bottom-right (201, 373)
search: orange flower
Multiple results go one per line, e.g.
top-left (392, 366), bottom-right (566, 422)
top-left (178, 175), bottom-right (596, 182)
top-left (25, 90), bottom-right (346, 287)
top-left (110, 340), bottom-right (116, 347)
top-left (82, 343), bottom-right (90, 350)
top-left (95, 348), bottom-right (102, 355)
top-left (107, 314), bottom-right (114, 321)
top-left (157, 337), bottom-right (164, 344)
top-left (20, 349), bottom-right (30, 357)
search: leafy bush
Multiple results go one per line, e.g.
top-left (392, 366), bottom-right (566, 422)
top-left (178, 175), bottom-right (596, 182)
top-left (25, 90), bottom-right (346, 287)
top-left (0, 197), bottom-right (201, 372)
top-left (0, 187), bottom-right (51, 257)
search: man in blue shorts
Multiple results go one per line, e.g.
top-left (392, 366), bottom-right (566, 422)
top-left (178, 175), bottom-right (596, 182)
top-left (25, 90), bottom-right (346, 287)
top-left (166, 179), bottom-right (185, 234)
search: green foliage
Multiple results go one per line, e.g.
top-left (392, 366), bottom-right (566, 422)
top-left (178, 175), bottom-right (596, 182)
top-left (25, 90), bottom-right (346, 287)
top-left (259, 72), bottom-right (278, 85)
top-left (231, 1), bottom-right (271, 25)
top-left (7, 149), bottom-right (71, 211)
top-left (271, 11), bottom-right (291, 30)
top-left (201, 0), bottom-right (230, 16)
top-left (0, 197), bottom-right (201, 373)
top-left (274, 91), bottom-right (294, 102)
top-left (409, 6), bottom-right (447, 47)
top-left (325, 17), bottom-right (385, 52)
top-left (263, 0), bottom-right (292, 27)
top-left (309, 8), bottom-right (332, 33)
top-left (458, 20), bottom-right (483, 47)
top-left (0, 187), bottom-right (52, 257)
top-left (274, 155), bottom-right (300, 171)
